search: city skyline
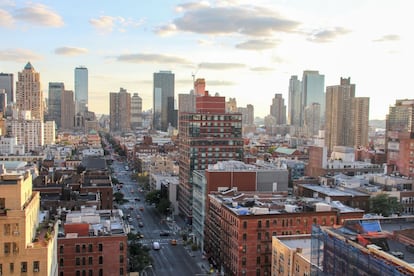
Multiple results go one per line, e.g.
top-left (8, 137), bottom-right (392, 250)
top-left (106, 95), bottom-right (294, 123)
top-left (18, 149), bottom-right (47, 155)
top-left (0, 0), bottom-right (412, 119)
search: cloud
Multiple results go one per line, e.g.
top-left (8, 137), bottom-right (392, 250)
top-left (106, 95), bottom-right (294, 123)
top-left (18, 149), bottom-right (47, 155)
top-left (206, 80), bottom-right (235, 86)
top-left (307, 27), bottom-right (350, 43)
top-left (14, 3), bottom-right (64, 27)
top-left (198, 62), bottom-right (246, 70)
top-left (0, 9), bottom-right (14, 27)
top-left (0, 48), bottom-right (42, 63)
top-left (235, 39), bottom-right (278, 50)
top-left (250, 67), bottom-right (274, 72)
top-left (154, 23), bottom-right (177, 36)
top-left (373, 34), bottom-right (400, 42)
top-left (90, 15), bottom-right (144, 33)
top-left (55, 47), bottom-right (88, 56)
top-left (117, 53), bottom-right (191, 65)
top-left (175, 1), bottom-right (210, 12)
top-left (157, 4), bottom-right (300, 36)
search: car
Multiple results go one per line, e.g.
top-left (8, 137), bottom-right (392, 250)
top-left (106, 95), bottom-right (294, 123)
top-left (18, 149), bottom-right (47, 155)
top-left (138, 222), bottom-right (144, 228)
top-left (159, 230), bottom-right (170, 236)
top-left (152, 241), bottom-right (160, 250)
top-left (129, 206), bottom-right (134, 210)
top-left (136, 214), bottom-right (141, 220)
top-left (139, 206), bottom-right (144, 211)
top-left (134, 198), bottom-right (141, 201)
top-left (170, 239), bottom-right (177, 245)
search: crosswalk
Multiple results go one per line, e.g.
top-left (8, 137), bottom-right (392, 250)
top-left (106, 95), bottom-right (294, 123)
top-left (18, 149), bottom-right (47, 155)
top-left (139, 238), bottom-right (179, 245)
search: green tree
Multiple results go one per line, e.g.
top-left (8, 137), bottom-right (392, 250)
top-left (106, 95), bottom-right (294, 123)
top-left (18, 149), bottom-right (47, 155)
top-left (370, 193), bottom-right (403, 217)
top-left (113, 192), bottom-right (128, 205)
top-left (157, 197), bottom-right (171, 215)
top-left (145, 190), bottom-right (161, 205)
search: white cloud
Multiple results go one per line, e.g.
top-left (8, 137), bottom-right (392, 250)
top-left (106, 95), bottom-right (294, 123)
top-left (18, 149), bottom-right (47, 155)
top-left (198, 62), bottom-right (246, 70)
top-left (307, 27), bottom-right (350, 43)
top-left (117, 53), bottom-right (191, 65)
top-left (55, 47), bottom-right (88, 56)
top-left (90, 15), bottom-right (144, 34)
top-left (14, 3), bottom-right (64, 27)
top-left (373, 34), bottom-right (400, 42)
top-left (235, 39), bottom-right (278, 50)
top-left (0, 9), bottom-right (14, 27)
top-left (0, 48), bottom-right (42, 62)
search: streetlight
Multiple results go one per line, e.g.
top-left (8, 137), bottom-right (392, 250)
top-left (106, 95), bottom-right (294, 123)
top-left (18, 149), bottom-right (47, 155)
top-left (141, 265), bottom-right (153, 276)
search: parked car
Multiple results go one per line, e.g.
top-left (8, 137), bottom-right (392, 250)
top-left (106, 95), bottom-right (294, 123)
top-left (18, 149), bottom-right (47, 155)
top-left (159, 230), bottom-right (170, 236)
top-left (170, 239), bottom-right (177, 246)
top-left (152, 242), bottom-right (160, 250)
top-left (138, 222), bottom-right (144, 228)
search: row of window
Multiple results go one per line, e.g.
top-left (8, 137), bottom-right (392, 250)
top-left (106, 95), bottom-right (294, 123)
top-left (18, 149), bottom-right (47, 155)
top-left (242, 217), bottom-right (336, 229)
top-left (60, 255), bottom-right (124, 266)
top-left (60, 242), bottom-right (124, 254)
top-left (59, 268), bottom-right (124, 276)
top-left (0, 261), bottom-right (40, 273)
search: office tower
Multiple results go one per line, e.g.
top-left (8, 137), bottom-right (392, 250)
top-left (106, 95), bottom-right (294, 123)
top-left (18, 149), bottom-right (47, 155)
top-left (74, 66), bottom-right (88, 114)
top-left (302, 70), bottom-right (325, 121)
top-left (110, 88), bottom-right (131, 132)
top-left (44, 120), bottom-right (56, 145)
top-left (48, 82), bottom-right (64, 128)
top-left (352, 97), bottom-right (370, 147)
top-left (0, 73), bottom-right (14, 104)
top-left (288, 75), bottom-right (302, 126)
top-left (0, 167), bottom-right (58, 276)
top-left (270, 93), bottom-right (287, 125)
top-left (16, 62), bottom-right (44, 121)
top-left (130, 93), bottom-right (143, 129)
top-left (304, 102), bottom-right (321, 137)
top-left (194, 78), bottom-right (206, 96)
top-left (237, 104), bottom-right (254, 126)
top-left (0, 89), bottom-right (6, 114)
top-left (153, 71), bottom-right (175, 131)
top-left (61, 90), bottom-right (75, 130)
top-left (325, 77), bottom-right (356, 153)
top-left (386, 99), bottom-right (414, 174)
top-left (226, 97), bottom-right (237, 113)
top-left (178, 91), bottom-right (196, 113)
top-left (178, 90), bottom-right (244, 223)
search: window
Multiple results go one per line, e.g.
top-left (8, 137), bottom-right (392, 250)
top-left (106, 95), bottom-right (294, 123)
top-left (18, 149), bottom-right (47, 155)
top-left (33, 261), bottom-right (40, 272)
top-left (99, 269), bottom-right (103, 276)
top-left (82, 257), bottom-right (86, 266)
top-left (257, 232), bottom-right (261, 240)
top-left (4, 242), bottom-right (10, 254)
top-left (10, 263), bottom-right (14, 273)
top-left (21, 262), bottom-right (27, 273)
top-left (88, 257), bottom-right (93, 265)
top-left (60, 272), bottom-right (63, 276)
top-left (76, 244), bottom-right (80, 253)
top-left (82, 270), bottom-right (86, 276)
top-left (60, 245), bottom-right (64, 254)
top-left (120, 255), bottom-right (124, 263)
top-left (98, 244), bottom-right (103, 252)
top-left (258, 220), bottom-right (262, 228)
top-left (242, 257), bottom-right (246, 266)
top-left (242, 233), bottom-right (247, 240)
top-left (76, 258), bottom-right (80, 266)
top-left (120, 242), bottom-right (124, 251)
top-left (60, 258), bottom-right (64, 267)
top-left (99, 256), bottom-right (103, 264)
top-left (257, 244), bottom-right (261, 253)
top-left (120, 267), bottom-right (124, 275)
top-left (88, 244), bottom-right (93, 252)
top-left (4, 224), bottom-right (10, 235)
top-left (256, 256), bottom-right (261, 265)
top-left (76, 271), bottom-right (80, 276)
top-left (88, 270), bottom-right (93, 276)
top-left (82, 244), bottom-right (86, 252)
top-left (243, 221), bottom-right (247, 229)
top-left (266, 220), bottom-right (270, 228)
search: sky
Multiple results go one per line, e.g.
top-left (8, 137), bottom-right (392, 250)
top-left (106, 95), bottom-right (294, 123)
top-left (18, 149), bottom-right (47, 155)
top-left (0, 0), bottom-right (413, 120)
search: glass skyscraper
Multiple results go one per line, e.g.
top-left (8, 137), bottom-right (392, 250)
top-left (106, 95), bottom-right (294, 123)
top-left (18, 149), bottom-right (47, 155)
top-left (302, 70), bottom-right (325, 120)
top-left (153, 70), bottom-right (175, 131)
top-left (74, 66), bottom-right (88, 114)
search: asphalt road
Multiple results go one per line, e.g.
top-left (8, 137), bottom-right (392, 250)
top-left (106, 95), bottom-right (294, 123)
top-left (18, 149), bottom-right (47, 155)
top-left (112, 160), bottom-right (205, 276)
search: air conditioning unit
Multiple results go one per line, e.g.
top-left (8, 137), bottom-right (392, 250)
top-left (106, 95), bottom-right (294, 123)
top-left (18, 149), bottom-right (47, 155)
top-left (34, 268), bottom-right (39, 272)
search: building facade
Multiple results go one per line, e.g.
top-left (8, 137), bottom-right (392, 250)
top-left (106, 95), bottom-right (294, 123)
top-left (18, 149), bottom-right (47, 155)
top-left (130, 93), bottom-right (143, 129)
top-left (178, 92), bottom-right (244, 223)
top-left (270, 94), bottom-right (287, 125)
top-left (16, 62), bottom-right (44, 121)
top-left (48, 82), bottom-right (64, 128)
top-left (61, 90), bottom-right (75, 130)
top-left (0, 168), bottom-right (58, 276)
top-left (0, 73), bottom-right (13, 104)
top-left (302, 70), bottom-right (325, 122)
top-left (74, 66), bottom-right (88, 115)
top-left (153, 71), bottom-right (175, 131)
top-left (8, 118), bottom-right (44, 152)
top-left (288, 75), bottom-right (302, 127)
top-left (44, 121), bottom-right (56, 145)
top-left (109, 88), bottom-right (131, 132)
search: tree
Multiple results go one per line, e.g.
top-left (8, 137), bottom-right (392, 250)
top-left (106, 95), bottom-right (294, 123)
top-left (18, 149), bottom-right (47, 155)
top-left (145, 190), bottom-right (161, 205)
top-left (113, 192), bottom-right (128, 205)
top-left (157, 197), bottom-right (171, 215)
top-left (370, 193), bottom-right (403, 217)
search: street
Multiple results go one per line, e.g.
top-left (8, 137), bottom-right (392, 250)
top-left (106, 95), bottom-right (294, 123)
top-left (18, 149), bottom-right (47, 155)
top-left (112, 159), bottom-right (206, 276)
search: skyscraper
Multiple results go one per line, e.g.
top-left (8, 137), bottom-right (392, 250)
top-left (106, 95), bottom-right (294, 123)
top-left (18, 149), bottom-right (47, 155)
top-left (130, 93), bottom-right (143, 129)
top-left (325, 77), bottom-right (369, 153)
top-left (0, 73), bottom-right (14, 104)
top-left (302, 70), bottom-right (325, 122)
top-left (288, 75), bottom-right (302, 126)
top-left (270, 93), bottom-right (287, 125)
top-left (48, 82), bottom-right (64, 128)
top-left (110, 88), bottom-right (131, 132)
top-left (303, 102), bottom-right (321, 137)
top-left (74, 66), bottom-right (88, 114)
top-left (178, 89), bottom-right (244, 223)
top-left (153, 71), bottom-right (175, 131)
top-left (61, 90), bottom-right (75, 130)
top-left (16, 62), bottom-right (44, 121)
